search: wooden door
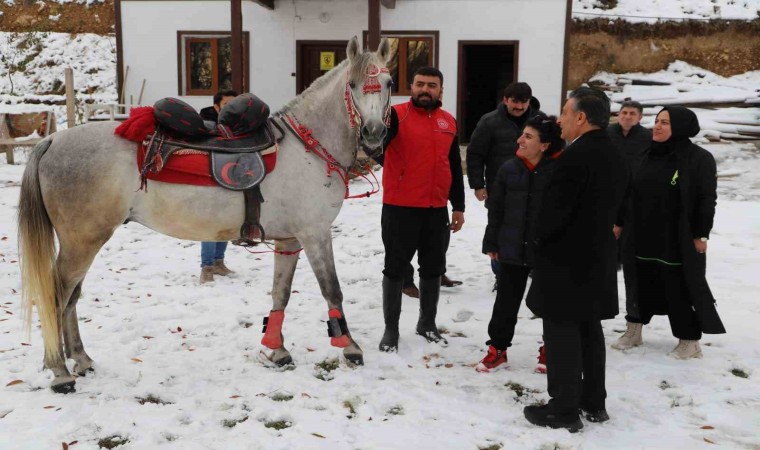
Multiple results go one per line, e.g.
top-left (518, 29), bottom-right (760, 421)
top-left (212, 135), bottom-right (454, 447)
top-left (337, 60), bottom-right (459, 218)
top-left (296, 41), bottom-right (348, 94)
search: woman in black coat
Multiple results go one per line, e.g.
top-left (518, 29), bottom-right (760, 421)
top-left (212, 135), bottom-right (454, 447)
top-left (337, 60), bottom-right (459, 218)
top-left (477, 114), bottom-right (563, 373)
top-left (615, 106), bottom-right (725, 359)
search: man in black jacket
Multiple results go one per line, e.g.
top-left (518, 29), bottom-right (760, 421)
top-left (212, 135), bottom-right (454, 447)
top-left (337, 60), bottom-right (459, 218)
top-left (466, 82), bottom-right (540, 289)
top-left (608, 99), bottom-right (651, 173)
top-left (523, 87), bottom-right (628, 432)
top-left (608, 100), bottom-right (653, 347)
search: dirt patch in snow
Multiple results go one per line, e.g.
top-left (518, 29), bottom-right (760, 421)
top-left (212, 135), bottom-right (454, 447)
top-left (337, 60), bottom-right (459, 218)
top-left (0, 0), bottom-right (114, 35)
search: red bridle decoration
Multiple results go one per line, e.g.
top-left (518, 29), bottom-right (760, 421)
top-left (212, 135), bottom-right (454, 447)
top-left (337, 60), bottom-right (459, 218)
top-left (279, 63), bottom-right (390, 203)
top-left (344, 64), bottom-right (392, 130)
top-left (362, 63), bottom-right (387, 94)
top-left (281, 114), bottom-right (380, 200)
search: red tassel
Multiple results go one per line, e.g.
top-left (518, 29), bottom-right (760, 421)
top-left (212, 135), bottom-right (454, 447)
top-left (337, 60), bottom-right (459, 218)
top-left (261, 310), bottom-right (285, 349)
top-left (115, 106), bottom-right (157, 143)
top-left (329, 309), bottom-right (350, 348)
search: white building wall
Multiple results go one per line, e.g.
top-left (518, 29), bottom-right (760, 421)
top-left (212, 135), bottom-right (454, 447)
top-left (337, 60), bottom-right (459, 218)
top-left (385, 0), bottom-right (568, 115)
top-left (121, 0), bottom-right (567, 116)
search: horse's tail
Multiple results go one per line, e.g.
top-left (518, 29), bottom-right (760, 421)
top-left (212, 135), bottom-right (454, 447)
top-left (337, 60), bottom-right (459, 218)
top-left (18, 138), bottom-right (62, 365)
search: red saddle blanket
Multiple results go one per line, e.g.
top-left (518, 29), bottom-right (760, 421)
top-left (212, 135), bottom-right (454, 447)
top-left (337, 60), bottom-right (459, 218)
top-left (117, 106), bottom-right (276, 187)
top-left (135, 145), bottom-right (276, 187)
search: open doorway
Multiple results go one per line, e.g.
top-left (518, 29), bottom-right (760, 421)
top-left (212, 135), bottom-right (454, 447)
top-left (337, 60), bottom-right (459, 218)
top-left (457, 41), bottom-right (518, 143)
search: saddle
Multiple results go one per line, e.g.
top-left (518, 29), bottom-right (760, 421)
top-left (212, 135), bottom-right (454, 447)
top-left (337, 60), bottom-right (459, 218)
top-left (141, 94), bottom-right (283, 246)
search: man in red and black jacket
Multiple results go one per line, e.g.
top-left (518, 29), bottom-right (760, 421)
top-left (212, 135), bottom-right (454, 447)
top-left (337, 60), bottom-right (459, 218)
top-left (377, 67), bottom-right (466, 352)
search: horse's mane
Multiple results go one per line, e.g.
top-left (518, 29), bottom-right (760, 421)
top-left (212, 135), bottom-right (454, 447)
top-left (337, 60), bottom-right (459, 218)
top-left (279, 51), bottom-right (379, 114)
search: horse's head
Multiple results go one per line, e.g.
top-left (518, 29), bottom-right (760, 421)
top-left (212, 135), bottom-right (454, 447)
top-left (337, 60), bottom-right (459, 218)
top-left (344, 36), bottom-right (393, 157)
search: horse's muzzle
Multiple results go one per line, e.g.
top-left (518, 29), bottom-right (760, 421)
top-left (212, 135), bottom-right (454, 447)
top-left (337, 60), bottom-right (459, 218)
top-left (361, 143), bottom-right (384, 159)
top-left (361, 122), bottom-right (387, 148)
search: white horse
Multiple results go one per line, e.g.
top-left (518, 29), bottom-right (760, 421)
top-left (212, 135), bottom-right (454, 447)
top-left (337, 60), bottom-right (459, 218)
top-left (18, 37), bottom-right (392, 393)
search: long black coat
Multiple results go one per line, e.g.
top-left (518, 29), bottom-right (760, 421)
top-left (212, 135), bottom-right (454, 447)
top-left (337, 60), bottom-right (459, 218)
top-left (622, 140), bottom-right (725, 333)
top-left (526, 129), bottom-right (628, 322)
top-left (482, 156), bottom-right (557, 267)
top-left (466, 103), bottom-right (539, 198)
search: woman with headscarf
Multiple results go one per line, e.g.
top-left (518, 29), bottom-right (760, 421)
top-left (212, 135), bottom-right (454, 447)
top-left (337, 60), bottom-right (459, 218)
top-left (614, 106), bottom-right (725, 359)
top-left (476, 113), bottom-right (564, 373)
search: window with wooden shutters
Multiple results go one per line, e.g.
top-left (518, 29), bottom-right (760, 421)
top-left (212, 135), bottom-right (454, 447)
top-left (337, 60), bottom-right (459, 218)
top-left (363, 31), bottom-right (439, 96)
top-left (177, 31), bottom-right (249, 96)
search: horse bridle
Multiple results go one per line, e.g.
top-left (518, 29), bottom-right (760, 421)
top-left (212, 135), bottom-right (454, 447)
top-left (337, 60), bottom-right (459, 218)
top-left (343, 63), bottom-right (393, 134)
top-left (279, 63), bottom-right (391, 199)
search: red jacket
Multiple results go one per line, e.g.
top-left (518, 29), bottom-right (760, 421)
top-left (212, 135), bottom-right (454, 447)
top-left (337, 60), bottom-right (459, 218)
top-left (383, 101), bottom-right (458, 208)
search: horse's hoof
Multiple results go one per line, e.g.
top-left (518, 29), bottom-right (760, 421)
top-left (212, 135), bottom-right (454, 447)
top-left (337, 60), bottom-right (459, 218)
top-left (345, 354), bottom-right (364, 366)
top-left (257, 350), bottom-right (293, 370)
top-left (75, 367), bottom-right (95, 377)
top-left (51, 378), bottom-right (76, 394)
top-left (274, 355), bottom-right (293, 367)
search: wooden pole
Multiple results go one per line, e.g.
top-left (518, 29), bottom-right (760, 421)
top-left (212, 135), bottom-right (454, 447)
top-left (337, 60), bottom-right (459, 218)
top-left (231, 0), bottom-right (243, 92)
top-left (368, 0), bottom-right (381, 51)
top-left (120, 65), bottom-right (129, 104)
top-left (65, 68), bottom-right (76, 128)
top-left (137, 79), bottom-right (146, 105)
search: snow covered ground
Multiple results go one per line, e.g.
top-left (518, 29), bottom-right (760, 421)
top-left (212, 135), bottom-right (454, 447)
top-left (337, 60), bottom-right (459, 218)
top-left (574, 0), bottom-right (760, 23)
top-left (0, 140), bottom-right (759, 449)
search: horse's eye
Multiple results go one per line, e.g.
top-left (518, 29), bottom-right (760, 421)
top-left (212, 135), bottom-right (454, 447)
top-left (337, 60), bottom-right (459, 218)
top-left (386, 80), bottom-right (393, 88)
top-left (349, 81), bottom-right (356, 89)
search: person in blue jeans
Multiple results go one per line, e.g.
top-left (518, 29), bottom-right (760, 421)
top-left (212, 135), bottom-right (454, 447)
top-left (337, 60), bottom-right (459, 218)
top-left (199, 89), bottom-right (238, 283)
top-left (200, 241), bottom-right (234, 283)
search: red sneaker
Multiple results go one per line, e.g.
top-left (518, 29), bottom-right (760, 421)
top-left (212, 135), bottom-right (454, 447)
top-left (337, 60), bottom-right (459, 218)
top-left (535, 345), bottom-right (547, 374)
top-left (476, 345), bottom-right (507, 372)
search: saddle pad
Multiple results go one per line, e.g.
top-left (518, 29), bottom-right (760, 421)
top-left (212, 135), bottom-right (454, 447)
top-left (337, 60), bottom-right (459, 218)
top-left (136, 144), bottom-right (276, 187)
top-left (211, 151), bottom-right (265, 190)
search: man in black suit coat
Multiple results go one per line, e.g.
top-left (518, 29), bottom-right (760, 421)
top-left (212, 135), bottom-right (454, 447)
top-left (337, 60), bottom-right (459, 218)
top-left (523, 88), bottom-right (628, 432)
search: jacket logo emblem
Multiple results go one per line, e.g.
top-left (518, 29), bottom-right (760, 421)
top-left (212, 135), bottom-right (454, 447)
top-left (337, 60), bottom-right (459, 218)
top-left (437, 118), bottom-right (449, 129)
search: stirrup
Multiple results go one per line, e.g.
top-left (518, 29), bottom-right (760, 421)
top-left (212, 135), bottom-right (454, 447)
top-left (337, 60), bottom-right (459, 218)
top-left (231, 237), bottom-right (259, 247)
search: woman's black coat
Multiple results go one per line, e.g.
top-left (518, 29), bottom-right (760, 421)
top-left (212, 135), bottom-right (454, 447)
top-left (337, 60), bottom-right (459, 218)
top-left (482, 156), bottom-right (557, 267)
top-left (526, 129), bottom-right (629, 322)
top-left (622, 138), bottom-right (725, 334)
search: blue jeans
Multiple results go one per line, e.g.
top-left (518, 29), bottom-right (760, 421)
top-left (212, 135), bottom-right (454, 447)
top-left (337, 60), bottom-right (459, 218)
top-left (201, 241), bottom-right (228, 267)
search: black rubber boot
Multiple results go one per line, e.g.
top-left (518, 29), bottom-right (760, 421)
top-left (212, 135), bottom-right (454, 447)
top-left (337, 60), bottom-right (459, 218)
top-left (416, 276), bottom-right (447, 345)
top-left (379, 276), bottom-right (403, 352)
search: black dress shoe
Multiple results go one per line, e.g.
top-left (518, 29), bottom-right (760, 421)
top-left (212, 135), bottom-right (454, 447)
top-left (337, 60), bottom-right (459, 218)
top-left (440, 274), bottom-right (463, 287)
top-left (402, 284), bottom-right (420, 298)
top-left (580, 408), bottom-right (610, 423)
top-left (524, 405), bottom-right (583, 433)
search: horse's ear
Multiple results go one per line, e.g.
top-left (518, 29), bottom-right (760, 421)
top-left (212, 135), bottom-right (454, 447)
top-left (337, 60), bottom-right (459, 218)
top-left (347, 36), bottom-right (361, 62)
top-left (377, 37), bottom-right (391, 64)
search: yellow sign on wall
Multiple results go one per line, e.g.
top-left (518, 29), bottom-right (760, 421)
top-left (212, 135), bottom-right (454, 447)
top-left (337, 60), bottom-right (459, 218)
top-left (320, 51), bottom-right (336, 71)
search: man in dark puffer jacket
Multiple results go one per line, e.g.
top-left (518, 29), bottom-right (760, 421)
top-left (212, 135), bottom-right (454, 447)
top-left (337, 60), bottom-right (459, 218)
top-left (466, 82), bottom-right (541, 289)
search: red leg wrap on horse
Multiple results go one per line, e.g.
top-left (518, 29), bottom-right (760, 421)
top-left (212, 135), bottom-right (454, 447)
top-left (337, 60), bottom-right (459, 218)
top-left (329, 309), bottom-right (350, 348)
top-left (261, 310), bottom-right (285, 349)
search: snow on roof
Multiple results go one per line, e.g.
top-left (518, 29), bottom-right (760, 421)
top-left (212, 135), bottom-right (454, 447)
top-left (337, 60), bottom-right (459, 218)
top-left (574, 0), bottom-right (760, 23)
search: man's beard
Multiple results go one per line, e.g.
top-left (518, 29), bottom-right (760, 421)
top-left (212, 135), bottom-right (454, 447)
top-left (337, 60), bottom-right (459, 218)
top-left (412, 94), bottom-right (438, 110)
